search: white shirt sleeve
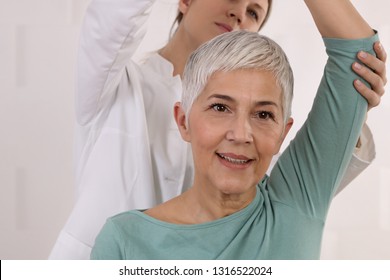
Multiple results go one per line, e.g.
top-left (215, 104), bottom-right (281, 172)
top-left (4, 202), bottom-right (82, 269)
top-left (335, 123), bottom-right (376, 195)
top-left (75, 0), bottom-right (155, 126)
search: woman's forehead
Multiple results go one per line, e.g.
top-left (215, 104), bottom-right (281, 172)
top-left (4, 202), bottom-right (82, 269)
top-left (199, 70), bottom-right (282, 105)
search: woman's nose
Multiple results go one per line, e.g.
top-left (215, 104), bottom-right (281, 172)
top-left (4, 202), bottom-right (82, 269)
top-left (226, 116), bottom-right (253, 144)
top-left (228, 5), bottom-right (245, 25)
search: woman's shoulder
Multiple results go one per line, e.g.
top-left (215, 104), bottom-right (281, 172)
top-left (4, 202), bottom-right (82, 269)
top-left (137, 51), bottom-right (176, 79)
top-left (107, 210), bottom-right (147, 228)
top-left (143, 195), bottom-right (188, 225)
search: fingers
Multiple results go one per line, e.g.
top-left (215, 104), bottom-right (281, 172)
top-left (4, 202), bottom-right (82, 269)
top-left (356, 42), bottom-right (388, 86)
top-left (352, 41), bottom-right (388, 111)
top-left (353, 61), bottom-right (385, 95)
top-left (374, 42), bottom-right (388, 86)
top-left (353, 79), bottom-right (381, 111)
top-left (374, 41), bottom-right (387, 66)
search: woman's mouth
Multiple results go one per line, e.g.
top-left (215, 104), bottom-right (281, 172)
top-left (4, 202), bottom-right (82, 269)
top-left (216, 153), bottom-right (253, 165)
top-left (215, 22), bottom-right (233, 33)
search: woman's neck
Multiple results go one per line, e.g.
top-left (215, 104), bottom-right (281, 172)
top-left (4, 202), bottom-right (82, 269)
top-left (144, 185), bottom-right (256, 225)
top-left (159, 28), bottom-right (198, 77)
top-left (185, 185), bottom-right (257, 223)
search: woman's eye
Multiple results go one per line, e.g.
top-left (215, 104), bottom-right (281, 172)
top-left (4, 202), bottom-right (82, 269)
top-left (256, 111), bottom-right (275, 120)
top-left (211, 103), bottom-right (229, 113)
top-left (247, 9), bottom-right (258, 20)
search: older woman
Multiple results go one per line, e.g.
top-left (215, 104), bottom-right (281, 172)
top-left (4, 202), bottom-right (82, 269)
top-left (91, 24), bottom-right (380, 258)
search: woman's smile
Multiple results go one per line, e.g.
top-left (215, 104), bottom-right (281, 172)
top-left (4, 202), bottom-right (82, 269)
top-left (215, 22), bottom-right (233, 33)
top-left (216, 152), bottom-right (255, 169)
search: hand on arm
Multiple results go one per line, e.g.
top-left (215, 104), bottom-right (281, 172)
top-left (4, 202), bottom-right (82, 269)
top-left (305, 0), bottom-right (387, 111)
top-left (353, 41), bottom-right (387, 110)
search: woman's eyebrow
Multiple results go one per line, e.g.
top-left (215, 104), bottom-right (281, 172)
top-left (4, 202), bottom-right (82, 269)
top-left (252, 2), bottom-right (265, 14)
top-left (207, 94), bottom-right (279, 108)
top-left (207, 94), bottom-right (235, 103)
top-left (254, 101), bottom-right (279, 107)
top-left (253, 3), bottom-right (263, 11)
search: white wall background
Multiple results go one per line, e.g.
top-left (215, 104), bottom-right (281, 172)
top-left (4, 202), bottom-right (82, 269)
top-left (0, 0), bottom-right (389, 259)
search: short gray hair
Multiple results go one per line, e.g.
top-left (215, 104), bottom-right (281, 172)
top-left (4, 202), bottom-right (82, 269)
top-left (182, 30), bottom-right (294, 123)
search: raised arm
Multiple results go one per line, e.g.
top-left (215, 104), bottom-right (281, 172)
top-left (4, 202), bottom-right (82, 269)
top-left (304, 0), bottom-right (386, 110)
top-left (269, 34), bottom-right (378, 219)
top-left (76, 0), bottom-right (154, 125)
top-left (304, 0), bottom-right (374, 39)
top-left (304, 0), bottom-right (387, 193)
top-left (269, 1), bottom-right (380, 217)
top-left (304, 0), bottom-right (386, 111)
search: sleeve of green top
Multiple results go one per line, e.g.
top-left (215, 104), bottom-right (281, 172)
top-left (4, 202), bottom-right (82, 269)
top-left (268, 33), bottom-right (379, 220)
top-left (90, 219), bottom-right (125, 260)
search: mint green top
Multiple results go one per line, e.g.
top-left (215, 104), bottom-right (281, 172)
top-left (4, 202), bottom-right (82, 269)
top-left (91, 34), bottom-right (378, 260)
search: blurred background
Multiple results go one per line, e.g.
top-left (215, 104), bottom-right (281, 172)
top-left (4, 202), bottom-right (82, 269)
top-left (0, 0), bottom-right (389, 259)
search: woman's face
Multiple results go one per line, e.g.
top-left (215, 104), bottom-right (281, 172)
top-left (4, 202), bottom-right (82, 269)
top-left (179, 0), bottom-right (269, 49)
top-left (176, 69), bottom-right (293, 196)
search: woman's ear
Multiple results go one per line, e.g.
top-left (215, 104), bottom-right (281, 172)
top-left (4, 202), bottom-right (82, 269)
top-left (274, 117), bottom-right (294, 154)
top-left (178, 0), bottom-right (192, 15)
top-left (174, 102), bottom-right (191, 142)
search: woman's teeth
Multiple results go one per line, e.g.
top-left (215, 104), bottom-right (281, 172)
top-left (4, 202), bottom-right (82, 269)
top-left (217, 153), bottom-right (251, 164)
